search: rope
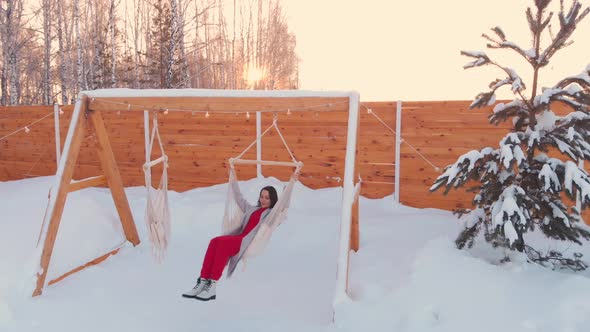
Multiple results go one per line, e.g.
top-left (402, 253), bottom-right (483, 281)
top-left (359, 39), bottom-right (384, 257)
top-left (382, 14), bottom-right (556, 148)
top-left (233, 119), bottom-right (278, 161)
top-left (24, 150), bottom-right (47, 177)
top-left (148, 113), bottom-right (166, 165)
top-left (272, 115), bottom-right (297, 163)
top-left (401, 138), bottom-right (441, 172)
top-left (0, 112), bottom-right (53, 142)
top-left (361, 103), bottom-right (441, 173)
top-left (232, 116), bottom-right (301, 172)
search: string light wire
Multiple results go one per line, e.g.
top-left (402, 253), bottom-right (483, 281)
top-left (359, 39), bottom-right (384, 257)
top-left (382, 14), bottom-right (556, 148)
top-left (361, 103), bottom-right (441, 173)
top-left (0, 112), bottom-right (54, 142)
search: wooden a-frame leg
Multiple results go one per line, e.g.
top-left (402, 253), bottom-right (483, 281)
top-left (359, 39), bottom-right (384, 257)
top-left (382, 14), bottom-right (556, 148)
top-left (88, 109), bottom-right (140, 246)
top-left (33, 97), bottom-right (88, 297)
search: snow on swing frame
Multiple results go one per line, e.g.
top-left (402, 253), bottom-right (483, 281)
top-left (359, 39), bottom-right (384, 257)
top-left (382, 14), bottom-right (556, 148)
top-left (31, 88), bottom-right (360, 311)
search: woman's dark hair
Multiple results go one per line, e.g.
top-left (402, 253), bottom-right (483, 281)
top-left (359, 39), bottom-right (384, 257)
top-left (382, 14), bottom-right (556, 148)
top-left (258, 186), bottom-right (278, 208)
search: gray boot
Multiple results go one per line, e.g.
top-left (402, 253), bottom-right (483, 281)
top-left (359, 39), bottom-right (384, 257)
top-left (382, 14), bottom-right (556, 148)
top-left (182, 277), bottom-right (207, 298)
top-left (195, 279), bottom-right (216, 301)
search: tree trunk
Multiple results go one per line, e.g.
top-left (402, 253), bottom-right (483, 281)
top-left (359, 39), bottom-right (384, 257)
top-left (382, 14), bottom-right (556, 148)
top-left (42, 0), bottom-right (52, 104)
top-left (178, 0), bottom-right (190, 87)
top-left (57, 0), bottom-right (68, 104)
top-left (109, 0), bottom-right (117, 87)
top-left (166, 0), bottom-right (179, 88)
top-left (74, 0), bottom-right (84, 95)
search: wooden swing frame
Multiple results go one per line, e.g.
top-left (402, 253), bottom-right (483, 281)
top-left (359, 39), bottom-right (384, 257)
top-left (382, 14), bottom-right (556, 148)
top-left (33, 90), bottom-right (361, 307)
top-left (33, 95), bottom-right (140, 296)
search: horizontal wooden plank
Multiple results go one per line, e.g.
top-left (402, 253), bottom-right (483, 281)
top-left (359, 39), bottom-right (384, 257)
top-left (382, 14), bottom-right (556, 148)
top-left (88, 96), bottom-right (350, 113)
top-left (68, 175), bottom-right (107, 192)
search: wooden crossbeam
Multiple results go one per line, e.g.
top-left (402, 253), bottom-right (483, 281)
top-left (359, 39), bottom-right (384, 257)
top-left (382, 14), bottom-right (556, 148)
top-left (88, 96), bottom-right (350, 113)
top-left (68, 175), bottom-right (106, 193)
top-left (48, 248), bottom-right (121, 286)
top-left (231, 159), bottom-right (302, 167)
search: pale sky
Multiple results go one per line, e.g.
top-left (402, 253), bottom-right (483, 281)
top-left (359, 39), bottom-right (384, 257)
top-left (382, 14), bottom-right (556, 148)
top-left (282, 0), bottom-right (590, 101)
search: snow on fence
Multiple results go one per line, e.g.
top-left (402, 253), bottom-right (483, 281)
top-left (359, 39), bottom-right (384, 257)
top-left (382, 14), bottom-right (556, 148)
top-left (0, 100), bottom-right (585, 214)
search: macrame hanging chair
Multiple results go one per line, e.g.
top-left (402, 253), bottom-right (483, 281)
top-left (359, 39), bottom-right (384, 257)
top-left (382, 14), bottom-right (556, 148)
top-left (143, 114), bottom-right (171, 263)
top-left (222, 115), bottom-right (303, 261)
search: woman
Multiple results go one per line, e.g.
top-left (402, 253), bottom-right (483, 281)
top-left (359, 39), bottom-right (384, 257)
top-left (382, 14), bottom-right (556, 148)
top-left (182, 184), bottom-right (278, 301)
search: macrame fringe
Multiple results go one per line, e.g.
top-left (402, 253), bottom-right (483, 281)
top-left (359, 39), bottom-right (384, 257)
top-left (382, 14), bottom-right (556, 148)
top-left (144, 114), bottom-right (171, 263)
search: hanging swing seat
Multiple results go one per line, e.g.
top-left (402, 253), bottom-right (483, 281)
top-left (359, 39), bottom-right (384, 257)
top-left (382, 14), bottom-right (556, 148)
top-left (143, 114), bottom-right (171, 263)
top-left (222, 116), bottom-right (303, 268)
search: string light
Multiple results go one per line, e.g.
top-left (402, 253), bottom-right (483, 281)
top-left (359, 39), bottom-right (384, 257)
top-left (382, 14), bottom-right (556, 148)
top-left (205, 111), bottom-right (210, 118)
top-left (127, 104), bottom-right (131, 111)
top-left (117, 110), bottom-right (121, 116)
top-left (367, 108), bottom-right (373, 114)
top-left (287, 109), bottom-right (291, 115)
top-left (0, 112), bottom-right (53, 142)
top-left (59, 108), bottom-right (64, 115)
top-left (246, 112), bottom-right (250, 119)
top-left (164, 109), bottom-right (169, 115)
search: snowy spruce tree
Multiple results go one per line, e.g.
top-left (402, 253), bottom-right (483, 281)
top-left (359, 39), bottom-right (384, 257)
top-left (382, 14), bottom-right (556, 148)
top-left (430, 0), bottom-right (590, 268)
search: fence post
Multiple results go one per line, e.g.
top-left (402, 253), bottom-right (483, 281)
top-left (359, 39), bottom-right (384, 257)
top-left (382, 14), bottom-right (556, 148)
top-left (256, 111), bottom-right (262, 178)
top-left (54, 104), bottom-right (61, 169)
top-left (144, 111), bottom-right (151, 189)
top-left (395, 100), bottom-right (402, 204)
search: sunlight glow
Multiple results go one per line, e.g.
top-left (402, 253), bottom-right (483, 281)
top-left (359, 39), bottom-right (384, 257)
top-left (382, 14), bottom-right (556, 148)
top-left (245, 66), bottom-right (264, 85)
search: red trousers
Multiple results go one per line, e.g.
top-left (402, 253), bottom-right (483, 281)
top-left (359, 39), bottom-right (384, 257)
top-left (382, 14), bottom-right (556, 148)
top-left (200, 235), bottom-right (243, 280)
top-left (200, 207), bottom-right (267, 280)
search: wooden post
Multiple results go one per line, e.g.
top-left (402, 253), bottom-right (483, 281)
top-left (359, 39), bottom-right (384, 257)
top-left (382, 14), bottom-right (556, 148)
top-left (88, 108), bottom-right (140, 246)
top-left (350, 197), bottom-right (360, 252)
top-left (33, 97), bottom-right (88, 297)
top-left (334, 92), bottom-right (360, 307)
top-left (395, 100), bottom-right (402, 204)
top-left (256, 111), bottom-right (262, 178)
top-left (53, 103), bottom-right (61, 169)
top-left (349, 105), bottom-right (361, 252)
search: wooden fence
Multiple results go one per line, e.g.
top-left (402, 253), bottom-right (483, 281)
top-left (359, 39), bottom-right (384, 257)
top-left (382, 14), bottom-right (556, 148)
top-left (0, 100), bottom-right (586, 215)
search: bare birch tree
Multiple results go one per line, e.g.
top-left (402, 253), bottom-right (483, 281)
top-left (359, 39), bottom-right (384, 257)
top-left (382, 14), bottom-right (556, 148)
top-left (1, 0), bottom-right (25, 104)
top-left (166, 0), bottom-right (179, 87)
top-left (74, 0), bottom-right (84, 96)
top-left (57, 0), bottom-right (68, 104)
top-left (42, 0), bottom-right (52, 104)
top-left (109, 0), bottom-right (118, 87)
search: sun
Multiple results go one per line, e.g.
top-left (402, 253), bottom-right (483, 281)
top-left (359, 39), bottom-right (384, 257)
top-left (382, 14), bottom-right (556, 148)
top-left (245, 66), bottom-right (264, 86)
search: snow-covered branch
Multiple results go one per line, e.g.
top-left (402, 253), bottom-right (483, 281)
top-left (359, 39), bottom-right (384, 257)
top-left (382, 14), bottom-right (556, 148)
top-left (491, 185), bottom-right (528, 245)
top-left (461, 50), bottom-right (491, 69)
top-left (430, 148), bottom-right (496, 193)
top-left (537, 1), bottom-right (589, 66)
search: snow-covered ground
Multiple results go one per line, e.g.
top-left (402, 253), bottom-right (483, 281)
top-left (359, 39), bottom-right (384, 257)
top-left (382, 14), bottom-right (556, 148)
top-left (1, 175), bottom-right (590, 332)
